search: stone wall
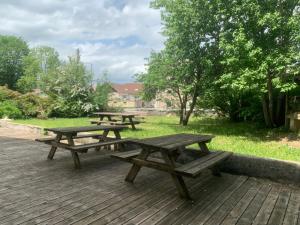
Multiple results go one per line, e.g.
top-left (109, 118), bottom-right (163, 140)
top-left (221, 154), bottom-right (300, 185)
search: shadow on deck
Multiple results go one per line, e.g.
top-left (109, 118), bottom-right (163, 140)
top-left (0, 128), bottom-right (299, 225)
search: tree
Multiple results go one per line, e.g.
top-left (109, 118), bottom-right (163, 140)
top-left (218, 0), bottom-right (300, 127)
top-left (17, 46), bottom-right (60, 93)
top-left (49, 49), bottom-right (94, 117)
top-left (139, 0), bottom-right (221, 125)
top-left (93, 71), bottom-right (112, 111)
top-left (0, 35), bottom-right (29, 89)
top-left (16, 53), bottom-right (40, 93)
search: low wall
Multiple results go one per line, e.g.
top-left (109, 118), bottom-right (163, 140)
top-left (0, 119), bottom-right (43, 135)
top-left (221, 154), bottom-right (300, 185)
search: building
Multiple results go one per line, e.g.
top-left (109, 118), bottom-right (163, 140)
top-left (108, 83), bottom-right (178, 110)
top-left (108, 83), bottom-right (145, 108)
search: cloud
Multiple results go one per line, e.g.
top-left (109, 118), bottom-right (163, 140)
top-left (0, 0), bottom-right (164, 83)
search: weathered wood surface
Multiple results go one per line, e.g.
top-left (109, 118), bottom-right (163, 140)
top-left (45, 125), bottom-right (127, 134)
top-left (129, 133), bottom-right (214, 152)
top-left (0, 128), bottom-right (299, 224)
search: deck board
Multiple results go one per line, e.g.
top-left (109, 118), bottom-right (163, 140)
top-left (0, 128), bottom-right (299, 225)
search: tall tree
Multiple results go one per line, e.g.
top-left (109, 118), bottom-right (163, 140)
top-left (0, 35), bottom-right (29, 89)
top-left (219, 0), bottom-right (300, 127)
top-left (140, 0), bottom-right (221, 125)
top-left (16, 46), bottom-right (60, 93)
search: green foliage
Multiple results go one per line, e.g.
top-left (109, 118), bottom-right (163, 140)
top-left (149, 0), bottom-right (300, 127)
top-left (0, 85), bottom-right (21, 101)
top-left (93, 72), bottom-right (112, 111)
top-left (16, 93), bottom-right (53, 119)
top-left (48, 50), bottom-right (94, 117)
top-left (217, 0), bottom-right (300, 126)
top-left (0, 101), bottom-right (22, 119)
top-left (17, 46), bottom-right (60, 93)
top-left (140, 0), bottom-right (223, 125)
top-left (0, 35), bottom-right (29, 89)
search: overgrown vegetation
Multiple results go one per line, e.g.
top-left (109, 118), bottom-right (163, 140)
top-left (0, 36), bottom-right (112, 119)
top-left (139, 0), bottom-right (300, 126)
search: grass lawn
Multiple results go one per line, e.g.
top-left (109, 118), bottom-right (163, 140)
top-left (15, 115), bottom-right (300, 162)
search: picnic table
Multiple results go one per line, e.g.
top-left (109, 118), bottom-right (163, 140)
top-left (36, 125), bottom-right (127, 169)
top-left (111, 133), bottom-right (232, 199)
top-left (92, 112), bottom-right (144, 130)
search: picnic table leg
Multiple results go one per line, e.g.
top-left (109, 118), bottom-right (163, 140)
top-left (125, 149), bottom-right (149, 183)
top-left (161, 151), bottom-right (192, 199)
top-left (71, 151), bottom-right (81, 169)
top-left (113, 130), bottom-right (122, 151)
top-left (98, 115), bottom-right (104, 125)
top-left (67, 135), bottom-right (81, 169)
top-left (47, 134), bottom-right (62, 160)
top-left (198, 142), bottom-right (210, 153)
top-left (102, 130), bottom-right (111, 150)
top-left (129, 117), bottom-right (136, 130)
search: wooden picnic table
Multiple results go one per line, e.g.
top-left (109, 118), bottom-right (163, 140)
top-left (36, 125), bottom-right (127, 169)
top-left (93, 112), bottom-right (142, 130)
top-left (111, 133), bottom-right (232, 199)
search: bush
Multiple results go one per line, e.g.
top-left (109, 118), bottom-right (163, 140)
top-left (0, 101), bottom-right (22, 119)
top-left (16, 93), bottom-right (53, 119)
top-left (0, 86), bottom-right (20, 101)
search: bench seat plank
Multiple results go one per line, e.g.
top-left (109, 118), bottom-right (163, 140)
top-left (66, 139), bottom-right (129, 151)
top-left (175, 151), bottom-right (232, 178)
top-left (35, 134), bottom-right (102, 143)
top-left (110, 149), bottom-right (141, 162)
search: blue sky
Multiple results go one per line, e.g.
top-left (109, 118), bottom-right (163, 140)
top-left (0, 0), bottom-right (164, 83)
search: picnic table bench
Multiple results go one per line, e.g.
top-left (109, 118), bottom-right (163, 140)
top-left (36, 125), bottom-right (127, 169)
top-left (111, 133), bottom-right (232, 199)
top-left (92, 112), bottom-right (145, 130)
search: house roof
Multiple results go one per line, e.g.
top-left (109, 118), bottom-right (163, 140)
top-left (111, 83), bottom-right (143, 95)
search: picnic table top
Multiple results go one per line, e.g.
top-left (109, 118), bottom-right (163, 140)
top-left (45, 125), bottom-right (127, 134)
top-left (129, 133), bottom-right (214, 151)
top-left (93, 112), bottom-right (136, 117)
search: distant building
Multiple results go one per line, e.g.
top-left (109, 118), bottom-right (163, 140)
top-left (108, 83), bottom-right (178, 109)
top-left (108, 83), bottom-right (145, 108)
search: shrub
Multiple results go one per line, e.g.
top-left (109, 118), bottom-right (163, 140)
top-left (16, 93), bottom-right (53, 119)
top-left (0, 101), bottom-right (22, 119)
top-left (0, 85), bottom-right (20, 101)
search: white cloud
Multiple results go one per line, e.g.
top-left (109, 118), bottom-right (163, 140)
top-left (0, 0), bottom-right (165, 83)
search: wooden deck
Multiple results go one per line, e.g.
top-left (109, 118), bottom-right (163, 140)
top-left (0, 128), bottom-right (300, 225)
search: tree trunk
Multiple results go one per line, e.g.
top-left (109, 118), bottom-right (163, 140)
top-left (262, 96), bottom-right (272, 127)
top-left (267, 73), bottom-right (275, 127)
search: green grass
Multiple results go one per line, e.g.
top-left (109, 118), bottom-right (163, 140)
top-left (15, 115), bottom-right (300, 162)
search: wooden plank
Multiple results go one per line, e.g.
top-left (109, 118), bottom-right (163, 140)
top-left (282, 189), bottom-right (300, 225)
top-left (45, 125), bottom-right (127, 134)
top-left (108, 174), bottom-right (212, 225)
top-left (145, 175), bottom-right (247, 225)
top-left (173, 176), bottom-right (251, 225)
top-left (267, 187), bottom-right (291, 225)
top-left (203, 178), bottom-right (260, 225)
top-left (252, 184), bottom-right (282, 225)
top-left (233, 183), bottom-right (272, 225)
top-left (35, 134), bottom-right (102, 143)
top-left (110, 149), bottom-right (141, 159)
top-left (175, 151), bottom-right (232, 177)
top-left (66, 139), bottom-right (129, 151)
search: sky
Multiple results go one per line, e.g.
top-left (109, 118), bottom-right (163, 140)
top-left (0, 0), bottom-right (165, 83)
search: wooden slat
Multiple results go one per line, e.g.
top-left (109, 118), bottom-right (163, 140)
top-left (35, 134), bottom-right (102, 143)
top-left (175, 151), bottom-right (232, 177)
top-left (66, 139), bottom-right (129, 151)
top-left (267, 188), bottom-right (291, 225)
top-left (110, 149), bottom-right (141, 162)
top-left (252, 185), bottom-right (282, 225)
top-left (45, 125), bottom-right (127, 134)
